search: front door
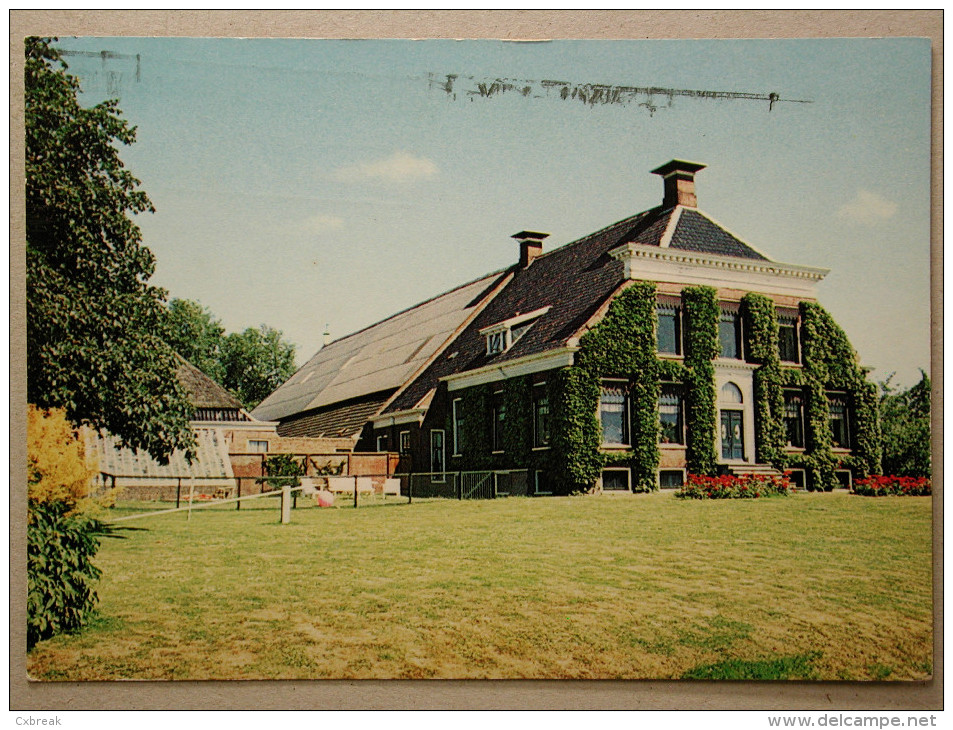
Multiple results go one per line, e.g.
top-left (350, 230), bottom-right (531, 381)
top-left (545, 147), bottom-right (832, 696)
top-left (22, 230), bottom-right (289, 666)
top-left (720, 410), bottom-right (744, 460)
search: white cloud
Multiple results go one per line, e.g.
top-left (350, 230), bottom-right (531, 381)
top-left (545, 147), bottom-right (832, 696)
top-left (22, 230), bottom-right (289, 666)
top-left (332, 151), bottom-right (438, 184)
top-left (837, 190), bottom-right (898, 224)
top-left (299, 214), bottom-right (345, 234)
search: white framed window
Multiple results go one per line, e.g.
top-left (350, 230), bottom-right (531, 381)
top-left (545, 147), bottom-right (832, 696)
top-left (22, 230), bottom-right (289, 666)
top-left (486, 331), bottom-right (507, 355)
top-left (480, 307), bottom-right (551, 356)
top-left (657, 302), bottom-right (683, 355)
top-left (786, 469), bottom-right (807, 490)
top-left (718, 306), bottom-right (743, 359)
top-left (534, 470), bottom-right (552, 496)
top-left (533, 383), bottom-right (550, 448)
top-left (491, 390), bottom-right (505, 453)
top-left (399, 430), bottom-right (411, 455)
top-left (452, 398), bottom-right (463, 456)
top-left (431, 430), bottom-right (446, 482)
top-left (657, 469), bottom-right (685, 489)
top-left (778, 312), bottom-right (801, 363)
top-left (600, 381), bottom-right (630, 446)
top-left (248, 440), bottom-right (269, 453)
top-left (835, 470), bottom-right (853, 489)
top-left (601, 468), bottom-right (632, 492)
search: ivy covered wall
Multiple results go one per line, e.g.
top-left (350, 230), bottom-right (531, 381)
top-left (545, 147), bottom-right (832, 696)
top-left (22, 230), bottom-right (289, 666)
top-left (742, 294), bottom-right (881, 489)
top-left (443, 282), bottom-right (878, 494)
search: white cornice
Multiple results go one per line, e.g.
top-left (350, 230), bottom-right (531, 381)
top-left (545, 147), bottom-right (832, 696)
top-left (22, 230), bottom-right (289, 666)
top-left (608, 243), bottom-right (828, 300)
top-left (478, 306), bottom-right (552, 336)
top-left (371, 408), bottom-right (427, 429)
top-left (443, 347), bottom-right (578, 391)
top-left (609, 244), bottom-right (828, 281)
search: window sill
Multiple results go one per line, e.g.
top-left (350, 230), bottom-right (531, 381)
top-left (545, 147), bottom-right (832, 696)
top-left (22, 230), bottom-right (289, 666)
top-left (601, 444), bottom-right (631, 450)
top-left (451, 453), bottom-right (462, 458)
top-left (659, 443), bottom-right (687, 449)
top-left (492, 450), bottom-right (505, 455)
top-left (784, 446), bottom-right (806, 452)
top-left (657, 353), bottom-right (684, 360)
top-left (832, 447), bottom-right (852, 454)
top-left (531, 445), bottom-right (551, 451)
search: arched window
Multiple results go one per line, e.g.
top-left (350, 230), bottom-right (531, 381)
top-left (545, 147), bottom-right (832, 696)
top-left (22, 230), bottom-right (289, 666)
top-left (720, 382), bottom-right (744, 404)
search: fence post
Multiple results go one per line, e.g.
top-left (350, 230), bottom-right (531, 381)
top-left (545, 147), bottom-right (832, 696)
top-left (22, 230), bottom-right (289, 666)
top-left (236, 477), bottom-right (241, 511)
top-left (281, 484), bottom-right (291, 524)
top-left (176, 478), bottom-right (181, 509)
top-left (353, 478), bottom-right (358, 509)
top-left (457, 472), bottom-right (462, 500)
top-left (408, 475), bottom-right (413, 504)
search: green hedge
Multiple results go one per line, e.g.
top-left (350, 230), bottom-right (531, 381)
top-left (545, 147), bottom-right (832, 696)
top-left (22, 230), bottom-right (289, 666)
top-left (28, 501), bottom-right (106, 649)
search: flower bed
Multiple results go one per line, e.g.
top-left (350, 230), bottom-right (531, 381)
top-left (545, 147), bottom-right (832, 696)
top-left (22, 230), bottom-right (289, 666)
top-left (853, 476), bottom-right (931, 497)
top-left (674, 473), bottom-right (792, 500)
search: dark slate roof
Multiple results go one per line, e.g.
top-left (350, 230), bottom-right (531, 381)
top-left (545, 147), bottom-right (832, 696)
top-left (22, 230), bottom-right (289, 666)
top-left (386, 209), bottom-right (662, 413)
top-left (386, 205), bottom-right (775, 414)
top-left (667, 208), bottom-right (768, 260)
top-left (175, 356), bottom-right (244, 410)
top-left (275, 392), bottom-right (391, 439)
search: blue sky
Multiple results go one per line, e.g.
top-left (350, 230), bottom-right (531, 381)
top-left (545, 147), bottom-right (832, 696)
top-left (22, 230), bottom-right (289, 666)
top-left (56, 36), bottom-right (932, 386)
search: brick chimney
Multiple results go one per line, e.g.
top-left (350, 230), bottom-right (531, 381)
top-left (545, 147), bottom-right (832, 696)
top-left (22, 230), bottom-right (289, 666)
top-left (651, 159), bottom-right (707, 209)
top-left (512, 230), bottom-right (549, 268)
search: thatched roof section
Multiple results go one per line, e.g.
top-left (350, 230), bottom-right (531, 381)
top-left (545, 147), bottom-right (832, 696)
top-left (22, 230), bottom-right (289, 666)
top-left (175, 356), bottom-right (243, 410)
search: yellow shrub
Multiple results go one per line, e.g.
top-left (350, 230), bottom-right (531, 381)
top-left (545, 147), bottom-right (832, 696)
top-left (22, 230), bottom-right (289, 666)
top-left (27, 405), bottom-right (97, 509)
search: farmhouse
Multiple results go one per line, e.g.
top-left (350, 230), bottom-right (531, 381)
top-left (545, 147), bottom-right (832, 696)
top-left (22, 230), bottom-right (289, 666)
top-left (254, 160), bottom-right (880, 494)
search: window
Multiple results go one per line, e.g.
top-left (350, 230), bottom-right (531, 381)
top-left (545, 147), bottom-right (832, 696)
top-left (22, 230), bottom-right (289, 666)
top-left (600, 383), bottom-right (629, 446)
top-left (659, 384), bottom-right (685, 445)
top-left (376, 434), bottom-right (388, 452)
top-left (399, 430), bottom-right (411, 455)
top-left (719, 308), bottom-right (742, 359)
top-left (601, 469), bottom-right (631, 492)
top-left (835, 470), bottom-right (852, 489)
top-left (534, 471), bottom-right (552, 496)
top-left (481, 307), bottom-right (551, 356)
top-left (778, 315), bottom-right (800, 363)
top-left (720, 382), bottom-right (744, 404)
top-left (248, 440), bottom-right (269, 453)
top-left (657, 304), bottom-right (682, 355)
top-left (491, 391), bottom-right (506, 452)
top-left (658, 470), bottom-right (685, 489)
top-left (828, 394), bottom-right (851, 449)
top-left (430, 430), bottom-right (445, 480)
top-left (452, 398), bottom-right (463, 455)
top-left (533, 384), bottom-right (550, 448)
top-left (784, 390), bottom-right (805, 448)
top-left (486, 331), bottom-right (507, 356)
top-left (787, 469), bottom-right (806, 490)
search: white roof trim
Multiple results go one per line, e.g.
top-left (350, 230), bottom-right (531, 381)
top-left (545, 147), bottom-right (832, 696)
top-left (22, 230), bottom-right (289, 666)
top-left (478, 306), bottom-right (552, 336)
top-left (371, 408), bottom-right (427, 429)
top-left (443, 347), bottom-right (577, 391)
top-left (608, 243), bottom-right (829, 281)
top-left (658, 205), bottom-right (683, 248)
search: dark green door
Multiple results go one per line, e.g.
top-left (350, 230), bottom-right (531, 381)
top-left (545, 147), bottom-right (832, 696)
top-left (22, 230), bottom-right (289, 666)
top-left (720, 410), bottom-right (744, 460)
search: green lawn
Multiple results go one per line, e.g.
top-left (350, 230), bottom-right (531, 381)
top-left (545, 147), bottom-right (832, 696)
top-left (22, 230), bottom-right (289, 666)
top-left (26, 491), bottom-right (933, 680)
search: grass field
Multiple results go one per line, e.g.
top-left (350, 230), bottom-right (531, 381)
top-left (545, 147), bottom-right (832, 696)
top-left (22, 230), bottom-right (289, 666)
top-left (26, 491), bottom-right (933, 681)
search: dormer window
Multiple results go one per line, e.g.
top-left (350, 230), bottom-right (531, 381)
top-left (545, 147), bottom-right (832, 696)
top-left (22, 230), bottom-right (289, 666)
top-left (486, 331), bottom-right (507, 355)
top-left (480, 306), bottom-right (551, 357)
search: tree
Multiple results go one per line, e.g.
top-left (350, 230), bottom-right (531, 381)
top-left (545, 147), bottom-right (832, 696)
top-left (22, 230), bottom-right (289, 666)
top-left (165, 298), bottom-right (227, 384)
top-left (26, 37), bottom-right (194, 462)
top-left (879, 371), bottom-right (931, 478)
top-left (220, 325), bottom-right (297, 410)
